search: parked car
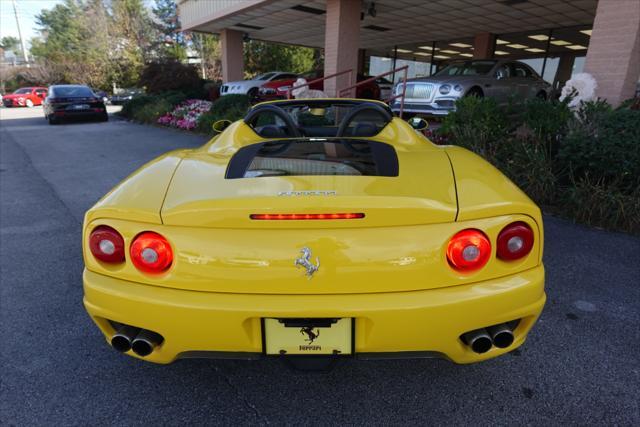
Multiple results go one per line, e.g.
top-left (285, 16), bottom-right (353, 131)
top-left (110, 88), bottom-right (144, 105)
top-left (220, 72), bottom-right (299, 99)
top-left (390, 59), bottom-right (551, 116)
top-left (43, 85), bottom-right (108, 125)
top-left (257, 73), bottom-right (380, 101)
top-left (93, 89), bottom-right (109, 104)
top-left (82, 98), bottom-right (545, 366)
top-left (2, 86), bottom-right (48, 107)
top-left (375, 76), bottom-right (394, 101)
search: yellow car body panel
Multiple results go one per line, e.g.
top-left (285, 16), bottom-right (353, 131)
top-left (82, 98), bottom-right (545, 364)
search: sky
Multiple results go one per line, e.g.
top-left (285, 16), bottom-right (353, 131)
top-left (0, 0), bottom-right (64, 46)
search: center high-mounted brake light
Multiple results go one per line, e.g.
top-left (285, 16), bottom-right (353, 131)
top-left (446, 229), bottom-right (491, 272)
top-left (250, 213), bottom-right (365, 220)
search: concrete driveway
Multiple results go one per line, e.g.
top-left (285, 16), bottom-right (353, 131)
top-left (1, 106), bottom-right (639, 425)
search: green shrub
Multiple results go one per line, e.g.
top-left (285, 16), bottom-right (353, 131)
top-left (559, 102), bottom-right (640, 193)
top-left (197, 94), bottom-right (251, 133)
top-left (139, 61), bottom-right (202, 94)
top-left (521, 97), bottom-right (572, 144)
top-left (119, 91), bottom-right (188, 124)
top-left (440, 96), bottom-right (509, 159)
top-left (498, 137), bottom-right (559, 206)
top-left (561, 177), bottom-right (640, 234)
top-left (119, 95), bottom-right (156, 119)
top-left (441, 95), bottom-right (639, 234)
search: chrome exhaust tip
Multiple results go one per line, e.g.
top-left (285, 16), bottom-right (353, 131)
top-left (131, 330), bottom-right (164, 357)
top-left (111, 325), bottom-right (140, 353)
top-left (487, 324), bottom-right (514, 348)
top-left (462, 328), bottom-right (492, 354)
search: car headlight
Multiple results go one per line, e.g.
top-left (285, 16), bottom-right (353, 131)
top-left (277, 86), bottom-right (291, 92)
top-left (454, 84), bottom-right (463, 92)
top-left (439, 84), bottom-right (451, 95)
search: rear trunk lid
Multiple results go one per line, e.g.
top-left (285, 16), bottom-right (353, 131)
top-left (151, 148), bottom-right (460, 294)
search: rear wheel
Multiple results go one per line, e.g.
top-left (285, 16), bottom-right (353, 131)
top-left (26, 99), bottom-right (34, 108)
top-left (247, 87), bottom-right (259, 102)
top-left (48, 114), bottom-right (60, 125)
top-left (465, 88), bottom-right (484, 98)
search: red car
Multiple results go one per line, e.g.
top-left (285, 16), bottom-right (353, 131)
top-left (2, 87), bottom-right (48, 107)
top-left (258, 74), bottom-right (380, 101)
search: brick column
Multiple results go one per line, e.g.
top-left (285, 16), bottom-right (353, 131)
top-left (473, 33), bottom-right (495, 59)
top-left (220, 29), bottom-right (244, 83)
top-left (584, 0), bottom-right (640, 106)
top-left (323, 0), bottom-right (361, 97)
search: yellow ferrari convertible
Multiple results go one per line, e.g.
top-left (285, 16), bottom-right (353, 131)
top-left (83, 99), bottom-right (545, 365)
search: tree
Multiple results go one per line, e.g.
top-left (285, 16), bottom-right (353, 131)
top-left (243, 40), bottom-right (317, 77)
top-left (30, 0), bottom-right (159, 89)
top-left (152, 0), bottom-right (187, 61)
top-left (0, 36), bottom-right (20, 52)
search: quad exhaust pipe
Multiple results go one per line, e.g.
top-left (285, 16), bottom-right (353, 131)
top-left (111, 325), bottom-right (140, 353)
top-left (462, 323), bottom-right (515, 354)
top-left (462, 328), bottom-right (493, 354)
top-left (110, 325), bottom-right (163, 356)
top-left (487, 324), bottom-right (514, 349)
top-left (131, 330), bottom-right (164, 357)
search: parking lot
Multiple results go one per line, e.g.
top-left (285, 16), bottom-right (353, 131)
top-left (1, 106), bottom-right (639, 425)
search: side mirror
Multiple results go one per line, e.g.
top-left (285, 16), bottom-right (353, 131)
top-left (212, 119), bottom-right (232, 133)
top-left (408, 117), bottom-right (429, 131)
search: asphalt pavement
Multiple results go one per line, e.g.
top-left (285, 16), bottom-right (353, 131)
top-left (1, 106), bottom-right (639, 425)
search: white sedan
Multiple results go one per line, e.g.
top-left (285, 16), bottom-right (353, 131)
top-left (220, 72), bottom-right (299, 99)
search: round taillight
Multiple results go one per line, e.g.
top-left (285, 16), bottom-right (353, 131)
top-left (497, 222), bottom-right (534, 260)
top-left (447, 229), bottom-right (491, 272)
top-left (89, 226), bottom-right (125, 263)
top-left (130, 232), bottom-right (173, 273)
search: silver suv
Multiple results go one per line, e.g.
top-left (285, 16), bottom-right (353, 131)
top-left (391, 59), bottom-right (551, 116)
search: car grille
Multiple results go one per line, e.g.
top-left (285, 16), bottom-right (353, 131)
top-left (403, 83), bottom-right (435, 102)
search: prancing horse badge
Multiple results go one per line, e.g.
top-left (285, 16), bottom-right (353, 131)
top-left (294, 247), bottom-right (320, 279)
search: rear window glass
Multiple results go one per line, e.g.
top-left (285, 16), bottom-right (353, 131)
top-left (52, 86), bottom-right (94, 97)
top-left (226, 140), bottom-right (398, 178)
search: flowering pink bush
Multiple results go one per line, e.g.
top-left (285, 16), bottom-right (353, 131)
top-left (157, 99), bottom-right (213, 130)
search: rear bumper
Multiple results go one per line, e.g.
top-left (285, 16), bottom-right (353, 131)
top-left (83, 265), bottom-right (545, 364)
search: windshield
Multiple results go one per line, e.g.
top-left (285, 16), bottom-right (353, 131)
top-left (255, 72), bottom-right (277, 81)
top-left (53, 86), bottom-right (95, 97)
top-left (247, 101), bottom-right (392, 138)
top-left (14, 88), bottom-right (32, 94)
top-left (435, 61), bottom-right (496, 76)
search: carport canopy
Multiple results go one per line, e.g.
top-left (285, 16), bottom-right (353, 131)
top-left (178, 0), bottom-right (640, 105)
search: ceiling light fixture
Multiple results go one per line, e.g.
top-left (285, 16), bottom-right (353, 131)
top-left (496, 39), bottom-right (510, 45)
top-left (525, 48), bottom-right (545, 53)
top-left (507, 43), bottom-right (528, 49)
top-left (450, 42), bottom-right (472, 48)
top-left (565, 45), bottom-right (587, 50)
top-left (550, 40), bottom-right (571, 46)
top-left (494, 50), bottom-right (509, 55)
top-left (528, 34), bottom-right (549, 41)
